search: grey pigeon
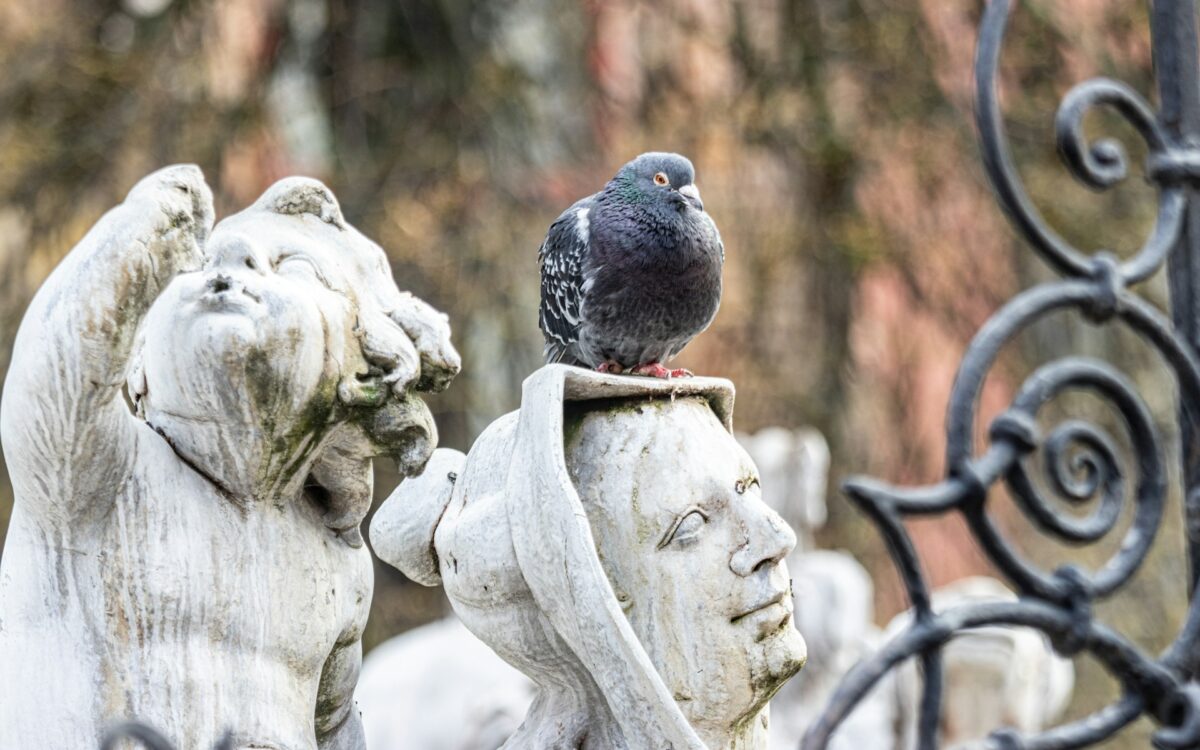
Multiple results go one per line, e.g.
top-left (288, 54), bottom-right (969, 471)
top-left (538, 152), bottom-right (724, 378)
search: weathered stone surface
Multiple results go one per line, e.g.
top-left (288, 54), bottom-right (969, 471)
top-left (0, 165), bottom-right (459, 749)
top-left (372, 365), bottom-right (807, 750)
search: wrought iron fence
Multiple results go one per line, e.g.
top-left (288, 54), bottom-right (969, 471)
top-left (802, 1), bottom-right (1200, 748)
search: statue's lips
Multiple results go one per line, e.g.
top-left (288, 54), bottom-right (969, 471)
top-left (731, 589), bottom-right (793, 640)
top-left (196, 288), bottom-right (263, 314)
top-left (731, 589), bottom-right (789, 623)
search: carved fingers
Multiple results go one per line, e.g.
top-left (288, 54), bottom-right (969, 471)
top-left (254, 176), bottom-right (346, 230)
top-left (125, 164), bottom-right (214, 273)
top-left (354, 308), bottom-right (422, 399)
top-left (389, 292), bottom-right (462, 393)
top-left (311, 393), bottom-right (438, 545)
top-left (310, 437), bottom-right (374, 549)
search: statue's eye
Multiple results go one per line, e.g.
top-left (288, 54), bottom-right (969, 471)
top-left (277, 255), bottom-right (323, 284)
top-left (659, 508), bottom-right (708, 549)
top-left (735, 477), bottom-right (760, 495)
top-left (653, 172), bottom-right (670, 186)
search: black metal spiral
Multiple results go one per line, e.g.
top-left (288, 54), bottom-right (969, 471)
top-left (801, 0), bottom-right (1200, 748)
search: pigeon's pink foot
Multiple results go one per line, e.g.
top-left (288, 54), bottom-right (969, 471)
top-left (630, 362), bottom-right (692, 379)
top-left (595, 361), bottom-right (624, 374)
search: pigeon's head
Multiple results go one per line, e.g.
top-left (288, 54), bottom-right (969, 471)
top-left (612, 152), bottom-right (704, 213)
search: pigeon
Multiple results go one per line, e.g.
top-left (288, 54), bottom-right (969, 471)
top-left (538, 152), bottom-right (724, 378)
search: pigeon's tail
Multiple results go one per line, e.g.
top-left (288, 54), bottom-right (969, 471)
top-left (543, 339), bottom-right (586, 368)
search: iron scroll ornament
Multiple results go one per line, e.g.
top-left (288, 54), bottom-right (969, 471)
top-left (800, 1), bottom-right (1200, 748)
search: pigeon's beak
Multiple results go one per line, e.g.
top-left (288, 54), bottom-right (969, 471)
top-left (678, 183), bottom-right (704, 212)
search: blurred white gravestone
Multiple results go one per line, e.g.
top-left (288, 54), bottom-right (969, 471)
top-left (0, 166), bottom-right (459, 749)
top-left (355, 616), bottom-right (535, 750)
top-left (737, 426), bottom-right (830, 551)
top-left (889, 577), bottom-right (1076, 750)
top-left (371, 365), bottom-right (808, 749)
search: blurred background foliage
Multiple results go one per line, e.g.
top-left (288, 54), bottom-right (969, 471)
top-left (0, 0), bottom-right (1186, 745)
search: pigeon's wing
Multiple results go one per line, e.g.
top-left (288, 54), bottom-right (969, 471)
top-left (702, 211), bottom-right (725, 264)
top-left (538, 198), bottom-right (593, 365)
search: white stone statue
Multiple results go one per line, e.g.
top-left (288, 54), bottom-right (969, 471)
top-left (362, 411), bottom-right (1074, 750)
top-left (0, 165), bottom-right (460, 749)
top-left (371, 365), bottom-right (808, 749)
top-left (737, 426), bottom-right (830, 551)
top-left (355, 615), bottom-right (535, 750)
top-left (889, 577), bottom-right (1075, 749)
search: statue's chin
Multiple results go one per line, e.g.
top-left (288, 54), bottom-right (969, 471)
top-left (751, 626), bottom-right (808, 707)
top-left (187, 308), bottom-right (264, 352)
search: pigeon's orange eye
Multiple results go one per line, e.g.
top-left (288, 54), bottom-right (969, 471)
top-left (653, 172), bottom-right (670, 186)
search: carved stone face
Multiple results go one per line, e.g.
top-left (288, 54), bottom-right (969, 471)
top-left (136, 206), bottom-right (367, 497)
top-left (565, 397), bottom-right (807, 740)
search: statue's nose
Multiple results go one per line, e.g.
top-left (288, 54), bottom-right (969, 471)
top-left (207, 273), bottom-right (234, 293)
top-left (730, 501), bottom-right (796, 577)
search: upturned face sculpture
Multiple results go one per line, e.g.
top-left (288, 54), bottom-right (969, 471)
top-left (131, 179), bottom-right (456, 507)
top-left (138, 210), bottom-right (346, 442)
top-left (566, 398), bottom-right (807, 741)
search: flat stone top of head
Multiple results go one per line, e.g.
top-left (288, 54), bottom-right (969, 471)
top-left (556, 366), bottom-right (734, 430)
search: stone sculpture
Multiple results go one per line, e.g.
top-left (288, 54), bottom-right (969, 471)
top-left (356, 426), bottom-right (839, 750)
top-left (0, 165), bottom-right (459, 749)
top-left (889, 577), bottom-right (1075, 749)
top-left (738, 426), bottom-right (830, 551)
top-left (371, 365), bottom-right (807, 749)
top-left (355, 616), bottom-right (535, 750)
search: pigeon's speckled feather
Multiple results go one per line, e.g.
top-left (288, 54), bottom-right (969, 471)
top-left (538, 198), bottom-right (594, 364)
top-left (538, 152), bottom-right (724, 371)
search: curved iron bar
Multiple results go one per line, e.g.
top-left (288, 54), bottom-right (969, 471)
top-left (986, 695), bottom-right (1143, 750)
top-left (801, 0), bottom-right (1200, 747)
top-left (975, 0), bottom-right (1185, 285)
top-left (802, 599), bottom-right (1182, 749)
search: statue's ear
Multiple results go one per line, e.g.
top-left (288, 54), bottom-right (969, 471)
top-left (337, 375), bottom-right (387, 408)
top-left (125, 343), bottom-right (148, 418)
top-left (254, 177), bottom-right (346, 230)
